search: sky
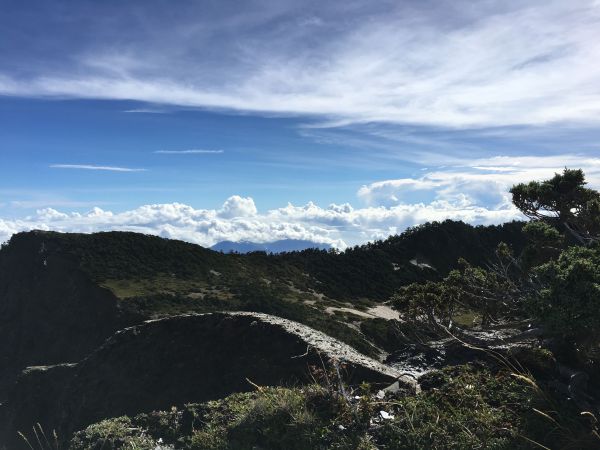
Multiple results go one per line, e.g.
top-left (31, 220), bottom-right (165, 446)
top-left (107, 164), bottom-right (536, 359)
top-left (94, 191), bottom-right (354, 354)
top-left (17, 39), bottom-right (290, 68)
top-left (1, 0), bottom-right (600, 248)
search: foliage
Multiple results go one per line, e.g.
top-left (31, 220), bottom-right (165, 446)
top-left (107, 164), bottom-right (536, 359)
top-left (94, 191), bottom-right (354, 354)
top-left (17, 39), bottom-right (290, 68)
top-left (69, 416), bottom-right (157, 449)
top-left (59, 231), bottom-right (232, 281)
top-left (68, 364), bottom-right (599, 450)
top-left (519, 221), bottom-right (564, 271)
top-left (390, 168), bottom-right (600, 378)
top-left (278, 220), bottom-right (527, 300)
top-left (510, 168), bottom-right (599, 222)
top-left (359, 318), bottom-right (408, 353)
top-left (392, 246), bottom-right (523, 328)
top-left (393, 169), bottom-right (600, 333)
top-left (121, 282), bottom-right (381, 358)
top-left (522, 220), bottom-right (563, 244)
top-left (529, 245), bottom-right (600, 341)
top-left (232, 281), bottom-right (380, 357)
top-left (510, 168), bottom-right (600, 245)
top-left (3, 219), bottom-right (527, 306)
top-left (393, 280), bottom-right (450, 325)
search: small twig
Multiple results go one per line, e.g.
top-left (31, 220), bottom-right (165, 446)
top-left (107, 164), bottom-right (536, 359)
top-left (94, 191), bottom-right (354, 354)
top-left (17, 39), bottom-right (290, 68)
top-left (32, 425), bottom-right (44, 450)
top-left (246, 377), bottom-right (264, 392)
top-left (17, 431), bottom-right (35, 450)
top-left (290, 345), bottom-right (310, 359)
top-left (36, 424), bottom-right (52, 450)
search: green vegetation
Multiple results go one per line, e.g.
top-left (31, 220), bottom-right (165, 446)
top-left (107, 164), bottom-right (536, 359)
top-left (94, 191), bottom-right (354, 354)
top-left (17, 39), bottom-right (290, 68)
top-left (531, 245), bottom-right (600, 340)
top-left (392, 250), bottom-right (522, 329)
top-left (359, 318), bottom-right (407, 353)
top-left (393, 169), bottom-right (600, 360)
top-left (69, 364), bottom-right (598, 449)
top-left (511, 168), bottom-right (600, 245)
top-left (117, 281), bottom-right (381, 358)
top-left (279, 220), bottom-right (527, 300)
top-left (3, 218), bottom-right (526, 303)
top-left (6, 168), bottom-right (600, 450)
top-left (510, 168), bottom-right (599, 222)
top-left (1, 216), bottom-right (527, 361)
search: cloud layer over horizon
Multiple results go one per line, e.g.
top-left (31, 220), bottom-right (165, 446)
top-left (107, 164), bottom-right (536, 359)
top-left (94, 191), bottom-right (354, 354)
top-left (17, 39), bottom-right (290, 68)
top-left (4, 154), bottom-right (599, 248)
top-left (0, 195), bottom-right (522, 250)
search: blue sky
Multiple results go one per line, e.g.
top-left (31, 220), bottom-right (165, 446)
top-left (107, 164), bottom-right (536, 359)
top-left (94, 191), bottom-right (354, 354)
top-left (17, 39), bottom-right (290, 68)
top-left (1, 0), bottom-right (600, 247)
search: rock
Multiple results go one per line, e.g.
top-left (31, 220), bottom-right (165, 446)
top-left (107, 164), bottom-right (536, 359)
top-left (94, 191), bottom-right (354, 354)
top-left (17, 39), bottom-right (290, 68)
top-left (386, 340), bottom-right (485, 378)
top-left (0, 312), bottom-right (415, 448)
top-left (0, 232), bottom-right (138, 400)
top-left (382, 380), bottom-right (403, 395)
top-left (379, 410), bottom-right (394, 420)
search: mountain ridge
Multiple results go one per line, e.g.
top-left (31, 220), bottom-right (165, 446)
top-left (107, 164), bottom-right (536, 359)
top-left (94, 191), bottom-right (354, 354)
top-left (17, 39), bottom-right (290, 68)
top-left (211, 238), bottom-right (332, 253)
top-left (0, 219), bottom-right (533, 448)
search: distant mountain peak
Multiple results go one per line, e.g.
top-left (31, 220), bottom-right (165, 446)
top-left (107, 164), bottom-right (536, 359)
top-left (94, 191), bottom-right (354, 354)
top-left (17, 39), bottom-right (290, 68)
top-left (211, 239), bottom-right (332, 254)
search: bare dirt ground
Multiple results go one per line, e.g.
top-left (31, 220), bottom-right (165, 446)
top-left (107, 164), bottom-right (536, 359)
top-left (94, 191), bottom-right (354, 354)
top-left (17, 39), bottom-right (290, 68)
top-left (325, 306), bottom-right (375, 318)
top-left (367, 305), bottom-right (401, 320)
top-left (325, 304), bottom-right (401, 321)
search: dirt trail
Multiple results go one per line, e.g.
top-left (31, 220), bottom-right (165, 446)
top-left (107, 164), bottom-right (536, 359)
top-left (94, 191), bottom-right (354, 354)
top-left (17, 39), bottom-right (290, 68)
top-left (230, 311), bottom-right (411, 383)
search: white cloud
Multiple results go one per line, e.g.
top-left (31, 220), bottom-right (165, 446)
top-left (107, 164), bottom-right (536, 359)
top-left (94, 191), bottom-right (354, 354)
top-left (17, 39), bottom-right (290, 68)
top-left (50, 164), bottom-right (147, 172)
top-left (1, 1), bottom-right (599, 128)
top-left (218, 195), bottom-right (258, 218)
top-left (123, 108), bottom-right (169, 114)
top-left (154, 150), bottom-right (224, 154)
top-left (358, 179), bottom-right (442, 206)
top-left (3, 154), bottom-right (599, 248)
top-left (0, 196), bottom-right (522, 250)
top-left (358, 154), bottom-right (600, 209)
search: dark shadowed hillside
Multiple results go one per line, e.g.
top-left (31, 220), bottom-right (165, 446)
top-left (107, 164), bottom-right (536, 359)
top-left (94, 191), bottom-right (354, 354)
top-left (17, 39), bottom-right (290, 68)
top-left (2, 211), bottom-right (597, 449)
top-left (0, 219), bottom-right (525, 400)
top-left (0, 231), bottom-right (139, 400)
top-left (277, 220), bottom-right (528, 300)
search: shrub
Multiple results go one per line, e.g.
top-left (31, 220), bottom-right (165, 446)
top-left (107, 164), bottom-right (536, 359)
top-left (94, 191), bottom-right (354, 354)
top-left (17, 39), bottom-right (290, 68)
top-left (530, 245), bottom-right (600, 341)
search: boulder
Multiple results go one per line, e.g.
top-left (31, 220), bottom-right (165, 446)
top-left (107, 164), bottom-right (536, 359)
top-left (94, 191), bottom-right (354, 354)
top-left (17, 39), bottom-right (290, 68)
top-left (0, 312), bottom-right (415, 448)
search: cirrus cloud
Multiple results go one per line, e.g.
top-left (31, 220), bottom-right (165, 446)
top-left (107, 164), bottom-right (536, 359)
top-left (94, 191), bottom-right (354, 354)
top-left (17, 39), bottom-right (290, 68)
top-left (1, 1), bottom-right (599, 128)
top-left (154, 150), bottom-right (224, 154)
top-left (50, 164), bottom-right (147, 172)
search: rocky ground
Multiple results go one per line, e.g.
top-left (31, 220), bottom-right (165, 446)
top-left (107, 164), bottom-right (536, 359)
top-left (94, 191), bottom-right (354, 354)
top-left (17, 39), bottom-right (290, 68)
top-left (0, 312), bottom-right (416, 449)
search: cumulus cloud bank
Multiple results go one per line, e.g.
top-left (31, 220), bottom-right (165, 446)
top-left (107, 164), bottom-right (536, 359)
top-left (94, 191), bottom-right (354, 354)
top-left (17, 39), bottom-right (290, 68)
top-left (3, 155), bottom-right (599, 248)
top-left (0, 197), bottom-right (522, 250)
